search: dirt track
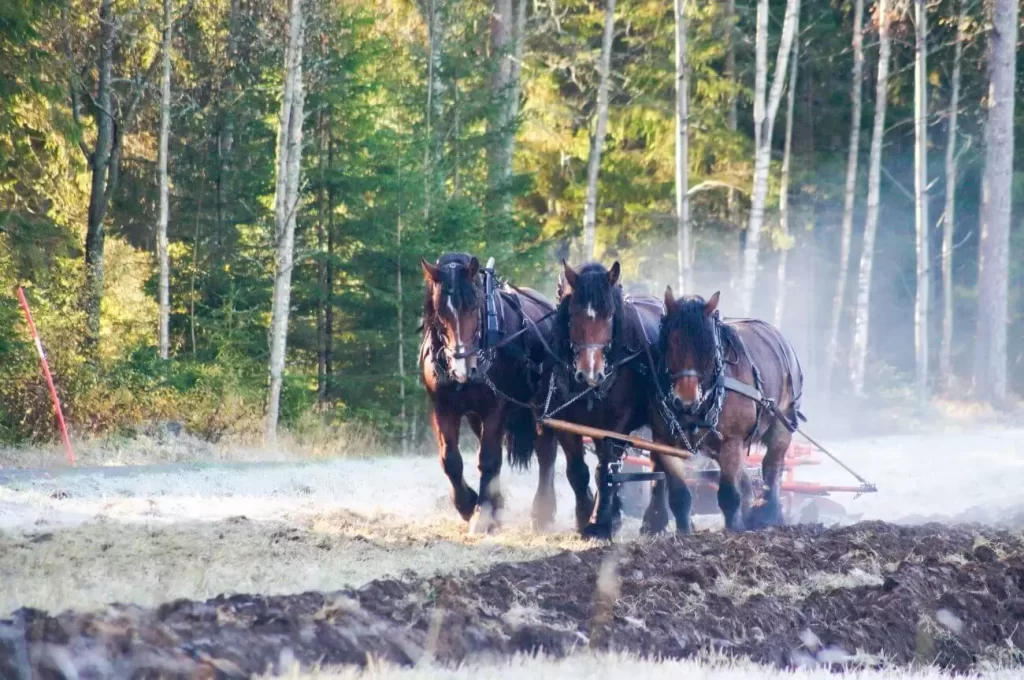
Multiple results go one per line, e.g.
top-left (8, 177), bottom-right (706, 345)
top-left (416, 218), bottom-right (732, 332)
top-left (3, 522), bottom-right (1024, 678)
top-left (1, 427), bottom-right (1023, 677)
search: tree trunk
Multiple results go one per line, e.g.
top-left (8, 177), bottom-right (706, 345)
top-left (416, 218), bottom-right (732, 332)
top-left (912, 0), bottom-right (929, 398)
top-left (974, 0), bottom-right (1017, 404)
top-left (157, 0), bottom-right (173, 360)
top-left (581, 0), bottom-right (616, 261)
top-left (266, 0), bottom-right (306, 442)
top-left (316, 111), bottom-right (328, 404)
top-left (423, 0), bottom-right (444, 219)
top-left (823, 0), bottom-right (864, 393)
top-left (83, 0), bottom-right (117, 356)
top-left (674, 0), bottom-right (690, 293)
top-left (397, 158), bottom-right (408, 455)
top-left (724, 0), bottom-right (738, 231)
top-left (940, 0), bottom-right (965, 390)
top-left (738, 0), bottom-right (801, 315)
top-left (487, 0), bottom-right (527, 219)
top-left (773, 30), bottom-right (799, 329)
top-left (849, 0), bottom-right (892, 396)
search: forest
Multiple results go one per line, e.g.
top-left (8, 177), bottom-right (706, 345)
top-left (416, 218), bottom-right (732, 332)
top-left (0, 0), bottom-right (1020, 449)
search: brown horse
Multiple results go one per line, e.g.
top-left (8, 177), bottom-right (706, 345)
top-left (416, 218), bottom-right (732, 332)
top-left (419, 253), bottom-right (564, 533)
top-left (647, 288), bottom-right (805, 532)
top-left (547, 261), bottom-right (663, 539)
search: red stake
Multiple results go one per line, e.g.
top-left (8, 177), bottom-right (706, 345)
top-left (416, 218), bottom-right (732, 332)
top-left (16, 287), bottom-right (75, 465)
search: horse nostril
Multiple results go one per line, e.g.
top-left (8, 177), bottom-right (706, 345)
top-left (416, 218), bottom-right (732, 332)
top-left (468, 365), bottom-right (478, 377)
top-left (595, 371), bottom-right (606, 383)
top-left (575, 370), bottom-right (586, 384)
top-left (672, 395), bottom-right (685, 411)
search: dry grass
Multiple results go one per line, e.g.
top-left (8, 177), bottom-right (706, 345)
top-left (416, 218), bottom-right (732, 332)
top-left (270, 652), bottom-right (1020, 679)
top-left (0, 508), bottom-right (593, 615)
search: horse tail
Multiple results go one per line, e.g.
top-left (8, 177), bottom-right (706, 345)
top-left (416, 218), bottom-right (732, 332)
top-left (504, 406), bottom-right (536, 471)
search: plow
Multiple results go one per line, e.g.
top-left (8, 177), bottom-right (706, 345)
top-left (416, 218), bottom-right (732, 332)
top-left (542, 418), bottom-right (877, 526)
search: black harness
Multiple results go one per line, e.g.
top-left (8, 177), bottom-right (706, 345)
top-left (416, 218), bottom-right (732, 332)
top-left (644, 311), bottom-right (774, 454)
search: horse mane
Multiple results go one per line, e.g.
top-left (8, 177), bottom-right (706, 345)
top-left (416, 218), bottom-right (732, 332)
top-left (555, 262), bottom-right (625, 361)
top-left (422, 252), bottom-right (481, 326)
top-left (659, 295), bottom-right (739, 376)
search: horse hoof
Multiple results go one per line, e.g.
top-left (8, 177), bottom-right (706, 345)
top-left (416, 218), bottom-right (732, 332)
top-left (581, 522), bottom-right (616, 541)
top-left (468, 509), bottom-right (500, 535)
top-left (531, 515), bottom-right (555, 533)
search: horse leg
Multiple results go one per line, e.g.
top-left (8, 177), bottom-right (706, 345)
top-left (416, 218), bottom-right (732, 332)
top-left (583, 439), bottom-right (623, 540)
top-left (750, 420), bottom-right (790, 528)
top-left (651, 453), bottom-right (693, 534)
top-left (717, 438), bottom-right (750, 532)
top-left (558, 433), bottom-right (594, 533)
top-left (640, 456), bottom-right (671, 535)
top-left (469, 405), bottom-right (507, 534)
top-left (432, 407), bottom-right (478, 521)
top-left (531, 427), bottom-right (558, 531)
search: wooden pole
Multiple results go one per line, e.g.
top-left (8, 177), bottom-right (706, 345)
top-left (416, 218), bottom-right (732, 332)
top-left (17, 287), bottom-right (76, 465)
top-left (541, 418), bottom-right (693, 461)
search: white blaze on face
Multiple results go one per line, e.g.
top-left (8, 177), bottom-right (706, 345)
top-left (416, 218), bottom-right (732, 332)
top-left (446, 296), bottom-right (468, 382)
top-left (585, 347), bottom-right (600, 385)
top-left (586, 304), bottom-right (596, 319)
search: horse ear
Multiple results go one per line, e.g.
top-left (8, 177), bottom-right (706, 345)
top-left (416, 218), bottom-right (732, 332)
top-left (421, 258), bottom-right (441, 283)
top-left (468, 256), bottom-right (480, 281)
top-left (664, 286), bottom-right (677, 313)
top-left (704, 291), bottom-right (721, 317)
top-left (557, 272), bottom-right (568, 300)
top-left (562, 260), bottom-right (579, 292)
top-left (608, 261), bottom-right (621, 286)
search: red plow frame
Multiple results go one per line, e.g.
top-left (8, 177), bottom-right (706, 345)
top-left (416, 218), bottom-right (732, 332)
top-left (586, 437), bottom-right (874, 523)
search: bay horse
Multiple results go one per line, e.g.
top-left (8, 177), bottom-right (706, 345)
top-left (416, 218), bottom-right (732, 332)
top-left (647, 288), bottom-right (805, 532)
top-left (419, 253), bottom-right (564, 533)
top-left (547, 260), bottom-right (663, 540)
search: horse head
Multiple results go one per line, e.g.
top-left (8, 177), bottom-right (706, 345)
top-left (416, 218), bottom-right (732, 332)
top-left (422, 253), bottom-right (481, 383)
top-left (661, 287), bottom-right (721, 412)
top-left (558, 260), bottom-right (622, 387)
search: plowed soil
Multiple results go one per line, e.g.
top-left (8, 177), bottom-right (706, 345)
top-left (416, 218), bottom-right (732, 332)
top-left (3, 522), bottom-right (1023, 678)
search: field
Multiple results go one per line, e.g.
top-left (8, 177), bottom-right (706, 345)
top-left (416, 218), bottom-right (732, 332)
top-left (1, 425), bottom-right (1023, 678)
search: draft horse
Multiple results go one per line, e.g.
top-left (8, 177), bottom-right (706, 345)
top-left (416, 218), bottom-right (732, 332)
top-left (547, 260), bottom-right (663, 540)
top-left (646, 288), bottom-right (806, 533)
top-left (419, 253), bottom-right (563, 533)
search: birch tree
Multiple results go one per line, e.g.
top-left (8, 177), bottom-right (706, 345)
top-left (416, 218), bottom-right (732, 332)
top-left (266, 0), bottom-right (306, 441)
top-left (912, 0), bottom-right (929, 398)
top-left (487, 0), bottom-right (528, 218)
top-left (157, 0), bottom-right (173, 360)
top-left (581, 0), bottom-right (616, 261)
top-left (940, 0), bottom-right (966, 389)
top-left (824, 0), bottom-right (864, 392)
top-left (675, 0), bottom-right (690, 293)
top-left (974, 0), bottom-right (1018, 403)
top-left (738, 0), bottom-right (801, 315)
top-left (773, 31), bottom-right (799, 329)
top-left (849, 0), bottom-right (893, 395)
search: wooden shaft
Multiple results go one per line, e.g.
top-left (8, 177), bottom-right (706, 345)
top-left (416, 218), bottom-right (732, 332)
top-left (541, 418), bottom-right (693, 461)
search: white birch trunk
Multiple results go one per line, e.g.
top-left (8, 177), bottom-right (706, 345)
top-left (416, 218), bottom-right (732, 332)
top-left (487, 0), bottom-right (528, 217)
top-left (912, 0), bottom-right (929, 398)
top-left (157, 0), bottom-right (172, 360)
top-left (773, 32), bottom-right (799, 329)
top-left (849, 0), bottom-right (892, 396)
top-left (974, 0), bottom-right (1017, 403)
top-left (739, 0), bottom-right (801, 315)
top-left (675, 0), bottom-right (690, 293)
top-left (581, 0), bottom-right (616, 261)
top-left (823, 0), bottom-right (864, 392)
top-left (940, 0), bottom-right (965, 390)
top-left (266, 0), bottom-right (306, 442)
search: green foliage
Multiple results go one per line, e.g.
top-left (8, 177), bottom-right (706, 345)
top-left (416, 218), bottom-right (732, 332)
top-left (1, 0), bottom-right (1021, 447)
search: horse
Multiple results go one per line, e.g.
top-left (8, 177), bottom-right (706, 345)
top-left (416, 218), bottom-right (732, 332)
top-left (544, 260), bottom-right (663, 540)
top-left (646, 288), bottom-right (806, 533)
top-left (419, 252), bottom-right (565, 533)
